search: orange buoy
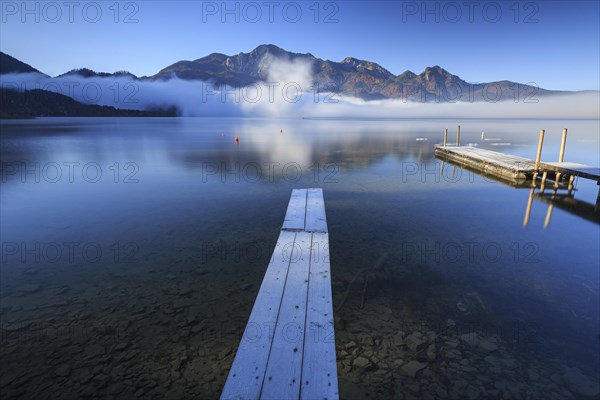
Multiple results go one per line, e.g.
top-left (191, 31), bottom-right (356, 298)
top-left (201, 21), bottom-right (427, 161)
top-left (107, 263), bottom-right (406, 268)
top-left (235, 135), bottom-right (239, 143)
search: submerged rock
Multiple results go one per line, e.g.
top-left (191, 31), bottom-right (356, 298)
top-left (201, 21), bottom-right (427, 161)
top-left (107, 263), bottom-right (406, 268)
top-left (404, 334), bottom-right (427, 353)
top-left (401, 360), bottom-right (427, 378)
top-left (477, 338), bottom-right (498, 352)
top-left (426, 344), bottom-right (437, 360)
top-left (352, 356), bottom-right (373, 374)
top-left (459, 333), bottom-right (479, 347)
top-left (345, 341), bottom-right (358, 350)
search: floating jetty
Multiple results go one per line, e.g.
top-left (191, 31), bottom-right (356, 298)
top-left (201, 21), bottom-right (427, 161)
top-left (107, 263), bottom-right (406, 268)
top-left (435, 127), bottom-right (600, 188)
top-left (221, 188), bottom-right (338, 400)
top-left (435, 126), bottom-right (600, 226)
top-left (435, 145), bottom-right (537, 182)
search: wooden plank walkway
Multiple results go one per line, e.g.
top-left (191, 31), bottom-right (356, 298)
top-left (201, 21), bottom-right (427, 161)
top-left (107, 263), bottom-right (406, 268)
top-left (221, 188), bottom-right (338, 400)
top-left (538, 162), bottom-right (600, 182)
top-left (435, 145), bottom-right (536, 181)
top-left (435, 145), bottom-right (600, 183)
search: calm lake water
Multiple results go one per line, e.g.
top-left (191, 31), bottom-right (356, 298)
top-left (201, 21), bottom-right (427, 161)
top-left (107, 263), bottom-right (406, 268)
top-left (1, 117), bottom-right (599, 399)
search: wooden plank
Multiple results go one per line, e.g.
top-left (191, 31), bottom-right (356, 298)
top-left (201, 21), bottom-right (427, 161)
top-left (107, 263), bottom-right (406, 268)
top-left (222, 188), bottom-right (338, 400)
top-left (305, 188), bottom-right (328, 233)
top-left (539, 162), bottom-right (600, 182)
top-left (260, 232), bottom-right (313, 399)
top-left (437, 147), bottom-right (600, 180)
top-left (221, 230), bottom-right (297, 400)
top-left (282, 189), bottom-right (307, 231)
top-left (437, 146), bottom-right (534, 166)
top-left (301, 232), bottom-right (338, 400)
top-left (435, 145), bottom-right (537, 182)
top-left (436, 146), bottom-right (536, 172)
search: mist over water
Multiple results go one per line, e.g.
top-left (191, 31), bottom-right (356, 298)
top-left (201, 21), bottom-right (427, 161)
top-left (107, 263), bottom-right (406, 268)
top-left (2, 55), bottom-right (599, 119)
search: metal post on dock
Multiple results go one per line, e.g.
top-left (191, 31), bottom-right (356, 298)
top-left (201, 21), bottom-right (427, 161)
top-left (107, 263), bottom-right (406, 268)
top-left (456, 125), bottom-right (461, 146)
top-left (532, 130), bottom-right (545, 182)
top-left (443, 128), bottom-right (448, 146)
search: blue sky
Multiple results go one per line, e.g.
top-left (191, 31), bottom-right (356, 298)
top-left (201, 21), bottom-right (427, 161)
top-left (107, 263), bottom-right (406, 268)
top-left (1, 1), bottom-right (599, 90)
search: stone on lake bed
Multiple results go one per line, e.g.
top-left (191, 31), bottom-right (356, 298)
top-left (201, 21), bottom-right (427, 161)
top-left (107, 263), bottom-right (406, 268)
top-left (352, 356), bottom-right (373, 374)
top-left (404, 334), bottom-right (427, 353)
top-left (459, 333), bottom-right (498, 352)
top-left (401, 360), bottom-right (427, 378)
top-left (459, 333), bottom-right (480, 346)
top-left (345, 341), bottom-right (358, 350)
top-left (426, 344), bottom-right (437, 360)
top-left (477, 338), bottom-right (498, 352)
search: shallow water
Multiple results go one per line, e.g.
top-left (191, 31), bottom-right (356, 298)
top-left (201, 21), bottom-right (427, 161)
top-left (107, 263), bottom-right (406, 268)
top-left (1, 117), bottom-right (599, 399)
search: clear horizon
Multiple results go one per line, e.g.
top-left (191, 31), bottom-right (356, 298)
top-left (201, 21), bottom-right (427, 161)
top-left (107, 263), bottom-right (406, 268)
top-left (1, 1), bottom-right (599, 91)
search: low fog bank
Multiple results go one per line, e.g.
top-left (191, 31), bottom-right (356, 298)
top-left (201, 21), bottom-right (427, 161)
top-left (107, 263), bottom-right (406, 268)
top-left (1, 56), bottom-right (598, 120)
top-left (303, 91), bottom-right (600, 120)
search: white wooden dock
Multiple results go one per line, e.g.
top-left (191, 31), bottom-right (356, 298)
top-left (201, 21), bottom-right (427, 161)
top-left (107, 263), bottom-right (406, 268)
top-left (221, 188), bottom-right (338, 400)
top-left (435, 145), bottom-right (600, 184)
top-left (435, 145), bottom-right (537, 181)
top-left (538, 162), bottom-right (600, 183)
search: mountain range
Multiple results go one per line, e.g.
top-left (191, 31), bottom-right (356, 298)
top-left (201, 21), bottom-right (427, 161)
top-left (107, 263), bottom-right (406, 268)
top-left (1, 45), bottom-right (573, 104)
